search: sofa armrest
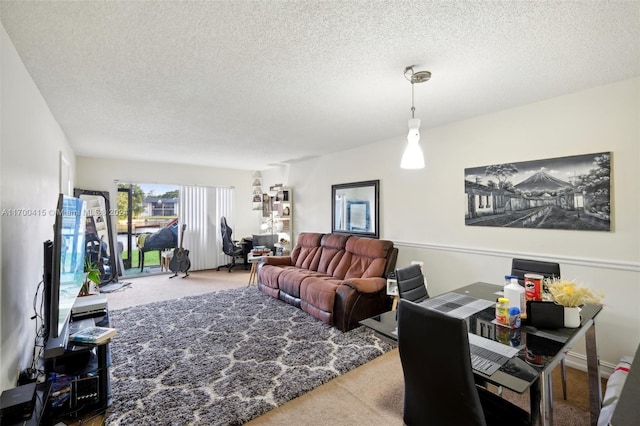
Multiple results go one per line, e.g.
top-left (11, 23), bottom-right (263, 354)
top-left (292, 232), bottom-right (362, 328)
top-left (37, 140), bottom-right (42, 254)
top-left (342, 277), bottom-right (386, 294)
top-left (335, 278), bottom-right (389, 331)
top-left (262, 256), bottom-right (292, 267)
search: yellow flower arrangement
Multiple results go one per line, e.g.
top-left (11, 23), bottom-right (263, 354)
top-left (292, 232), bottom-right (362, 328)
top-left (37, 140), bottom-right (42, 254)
top-left (544, 278), bottom-right (603, 308)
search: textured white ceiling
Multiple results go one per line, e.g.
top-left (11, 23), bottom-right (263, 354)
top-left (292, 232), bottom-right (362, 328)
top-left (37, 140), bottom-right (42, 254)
top-left (1, 1), bottom-right (639, 171)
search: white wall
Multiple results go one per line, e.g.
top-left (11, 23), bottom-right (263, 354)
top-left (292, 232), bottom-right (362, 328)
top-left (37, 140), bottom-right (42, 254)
top-left (75, 157), bottom-right (260, 242)
top-left (0, 25), bottom-right (77, 391)
top-left (276, 77), bottom-right (640, 374)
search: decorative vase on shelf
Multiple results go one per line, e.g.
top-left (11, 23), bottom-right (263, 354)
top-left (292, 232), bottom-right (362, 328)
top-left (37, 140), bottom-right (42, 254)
top-left (564, 306), bottom-right (581, 328)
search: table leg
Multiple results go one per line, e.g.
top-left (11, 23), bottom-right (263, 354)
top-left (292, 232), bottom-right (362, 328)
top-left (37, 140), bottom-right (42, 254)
top-left (530, 369), bottom-right (553, 426)
top-left (540, 369), bottom-right (554, 426)
top-left (248, 262), bottom-right (257, 286)
top-left (585, 324), bottom-right (602, 426)
top-left (391, 296), bottom-right (399, 311)
top-left (530, 378), bottom-right (541, 426)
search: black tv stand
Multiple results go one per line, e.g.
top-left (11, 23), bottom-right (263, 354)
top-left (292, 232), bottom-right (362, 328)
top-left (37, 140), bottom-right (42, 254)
top-left (42, 305), bottom-right (112, 423)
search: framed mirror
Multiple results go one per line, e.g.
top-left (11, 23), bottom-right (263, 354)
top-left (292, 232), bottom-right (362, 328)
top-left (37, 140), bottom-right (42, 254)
top-left (331, 180), bottom-right (380, 239)
top-left (74, 188), bottom-right (118, 285)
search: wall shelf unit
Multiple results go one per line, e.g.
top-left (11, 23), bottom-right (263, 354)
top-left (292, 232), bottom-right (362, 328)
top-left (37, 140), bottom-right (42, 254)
top-left (252, 172), bottom-right (263, 211)
top-left (261, 186), bottom-right (293, 253)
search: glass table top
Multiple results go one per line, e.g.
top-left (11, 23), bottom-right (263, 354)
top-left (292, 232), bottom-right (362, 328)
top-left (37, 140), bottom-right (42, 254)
top-left (360, 281), bottom-right (602, 393)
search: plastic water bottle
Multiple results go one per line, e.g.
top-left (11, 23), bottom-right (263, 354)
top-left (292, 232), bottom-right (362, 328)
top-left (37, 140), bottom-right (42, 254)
top-left (504, 276), bottom-right (526, 319)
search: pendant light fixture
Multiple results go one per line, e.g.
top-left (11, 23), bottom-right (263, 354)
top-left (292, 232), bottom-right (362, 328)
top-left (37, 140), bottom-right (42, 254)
top-left (400, 66), bottom-right (431, 169)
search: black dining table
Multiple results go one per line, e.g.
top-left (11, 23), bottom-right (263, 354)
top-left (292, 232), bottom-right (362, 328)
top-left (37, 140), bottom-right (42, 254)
top-left (360, 281), bottom-right (603, 426)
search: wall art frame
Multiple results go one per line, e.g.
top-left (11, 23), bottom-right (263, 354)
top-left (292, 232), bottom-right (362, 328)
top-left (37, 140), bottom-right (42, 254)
top-left (332, 179), bottom-right (379, 239)
top-left (464, 152), bottom-right (611, 231)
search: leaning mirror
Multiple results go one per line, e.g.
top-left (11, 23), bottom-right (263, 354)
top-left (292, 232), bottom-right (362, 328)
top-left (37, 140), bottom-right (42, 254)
top-left (331, 180), bottom-right (380, 239)
top-left (74, 188), bottom-right (118, 285)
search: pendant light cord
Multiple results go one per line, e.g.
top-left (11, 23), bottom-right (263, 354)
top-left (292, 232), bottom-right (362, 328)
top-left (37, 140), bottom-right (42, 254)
top-left (411, 79), bottom-right (415, 119)
top-left (405, 66), bottom-right (416, 119)
top-left (404, 65), bottom-right (431, 120)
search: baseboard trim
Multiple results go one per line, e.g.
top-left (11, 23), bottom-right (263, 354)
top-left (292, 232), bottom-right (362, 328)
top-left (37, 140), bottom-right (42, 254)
top-left (393, 241), bottom-right (640, 273)
top-left (565, 350), bottom-right (616, 379)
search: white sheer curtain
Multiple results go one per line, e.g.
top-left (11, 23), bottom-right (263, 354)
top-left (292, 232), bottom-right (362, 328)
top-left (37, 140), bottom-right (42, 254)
top-left (178, 186), bottom-right (233, 271)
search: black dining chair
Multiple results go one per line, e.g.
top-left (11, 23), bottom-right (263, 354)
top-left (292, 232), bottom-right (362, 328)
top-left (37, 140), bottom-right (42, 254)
top-left (511, 258), bottom-right (567, 399)
top-left (511, 258), bottom-right (560, 286)
top-left (397, 299), bottom-right (531, 426)
top-left (395, 264), bottom-right (429, 303)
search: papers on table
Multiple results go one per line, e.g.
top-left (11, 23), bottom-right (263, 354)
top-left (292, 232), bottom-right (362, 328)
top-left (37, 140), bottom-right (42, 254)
top-left (418, 292), bottom-right (495, 319)
top-left (468, 332), bottom-right (520, 358)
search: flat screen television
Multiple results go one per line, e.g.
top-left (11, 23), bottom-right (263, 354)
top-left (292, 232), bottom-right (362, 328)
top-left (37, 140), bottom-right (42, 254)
top-left (43, 194), bottom-right (87, 358)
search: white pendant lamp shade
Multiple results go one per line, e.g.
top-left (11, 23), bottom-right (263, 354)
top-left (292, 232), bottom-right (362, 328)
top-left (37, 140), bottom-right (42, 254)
top-left (407, 118), bottom-right (421, 143)
top-left (400, 66), bottom-right (430, 169)
top-left (401, 118), bottom-right (425, 169)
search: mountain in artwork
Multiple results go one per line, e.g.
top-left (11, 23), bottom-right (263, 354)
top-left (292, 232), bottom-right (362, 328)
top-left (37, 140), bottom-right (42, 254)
top-left (514, 171), bottom-right (572, 192)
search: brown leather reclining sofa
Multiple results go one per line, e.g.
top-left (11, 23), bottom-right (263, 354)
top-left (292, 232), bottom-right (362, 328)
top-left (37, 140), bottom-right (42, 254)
top-left (257, 232), bottom-right (398, 331)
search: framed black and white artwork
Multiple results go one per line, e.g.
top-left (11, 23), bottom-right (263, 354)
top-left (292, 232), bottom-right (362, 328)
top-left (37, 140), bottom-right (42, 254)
top-left (464, 152), bottom-right (611, 231)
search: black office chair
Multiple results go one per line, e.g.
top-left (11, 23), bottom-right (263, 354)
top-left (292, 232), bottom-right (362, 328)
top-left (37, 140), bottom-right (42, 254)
top-left (397, 299), bottom-right (531, 426)
top-left (216, 217), bottom-right (249, 272)
top-left (395, 264), bottom-right (429, 303)
top-left (511, 258), bottom-right (567, 399)
top-left (85, 233), bottom-right (107, 278)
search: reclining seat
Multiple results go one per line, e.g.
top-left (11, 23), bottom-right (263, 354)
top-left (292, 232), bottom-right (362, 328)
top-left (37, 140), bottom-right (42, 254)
top-left (257, 232), bottom-right (323, 299)
top-left (335, 237), bottom-right (394, 331)
top-left (279, 233), bottom-right (350, 307)
top-left (301, 236), bottom-right (394, 331)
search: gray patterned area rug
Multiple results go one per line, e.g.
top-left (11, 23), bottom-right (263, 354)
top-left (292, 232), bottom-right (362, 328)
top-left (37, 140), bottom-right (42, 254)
top-left (105, 286), bottom-right (393, 425)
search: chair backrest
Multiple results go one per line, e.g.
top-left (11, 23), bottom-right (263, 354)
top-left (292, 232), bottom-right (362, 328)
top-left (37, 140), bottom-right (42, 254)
top-left (397, 299), bottom-right (487, 426)
top-left (85, 233), bottom-right (103, 265)
top-left (511, 258), bottom-right (560, 286)
top-left (396, 264), bottom-right (429, 302)
top-left (220, 217), bottom-right (236, 255)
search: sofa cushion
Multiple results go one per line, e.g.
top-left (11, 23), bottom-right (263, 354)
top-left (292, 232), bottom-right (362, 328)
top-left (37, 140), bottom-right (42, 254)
top-left (290, 233), bottom-right (323, 270)
top-left (278, 268), bottom-right (332, 299)
top-left (317, 233), bottom-right (350, 276)
top-left (257, 282), bottom-right (279, 299)
top-left (334, 237), bottom-right (394, 279)
top-left (300, 277), bottom-right (342, 323)
top-left (259, 263), bottom-right (293, 290)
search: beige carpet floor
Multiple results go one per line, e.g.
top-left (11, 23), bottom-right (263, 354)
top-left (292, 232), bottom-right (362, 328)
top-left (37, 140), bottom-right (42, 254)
top-left (104, 270), bottom-right (604, 425)
top-left (104, 268), bottom-right (250, 310)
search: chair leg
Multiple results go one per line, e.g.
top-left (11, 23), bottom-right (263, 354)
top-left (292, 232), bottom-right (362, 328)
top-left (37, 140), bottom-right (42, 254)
top-left (227, 256), bottom-right (246, 272)
top-left (219, 256), bottom-right (247, 273)
top-left (561, 358), bottom-right (567, 400)
top-left (227, 258), bottom-right (235, 273)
